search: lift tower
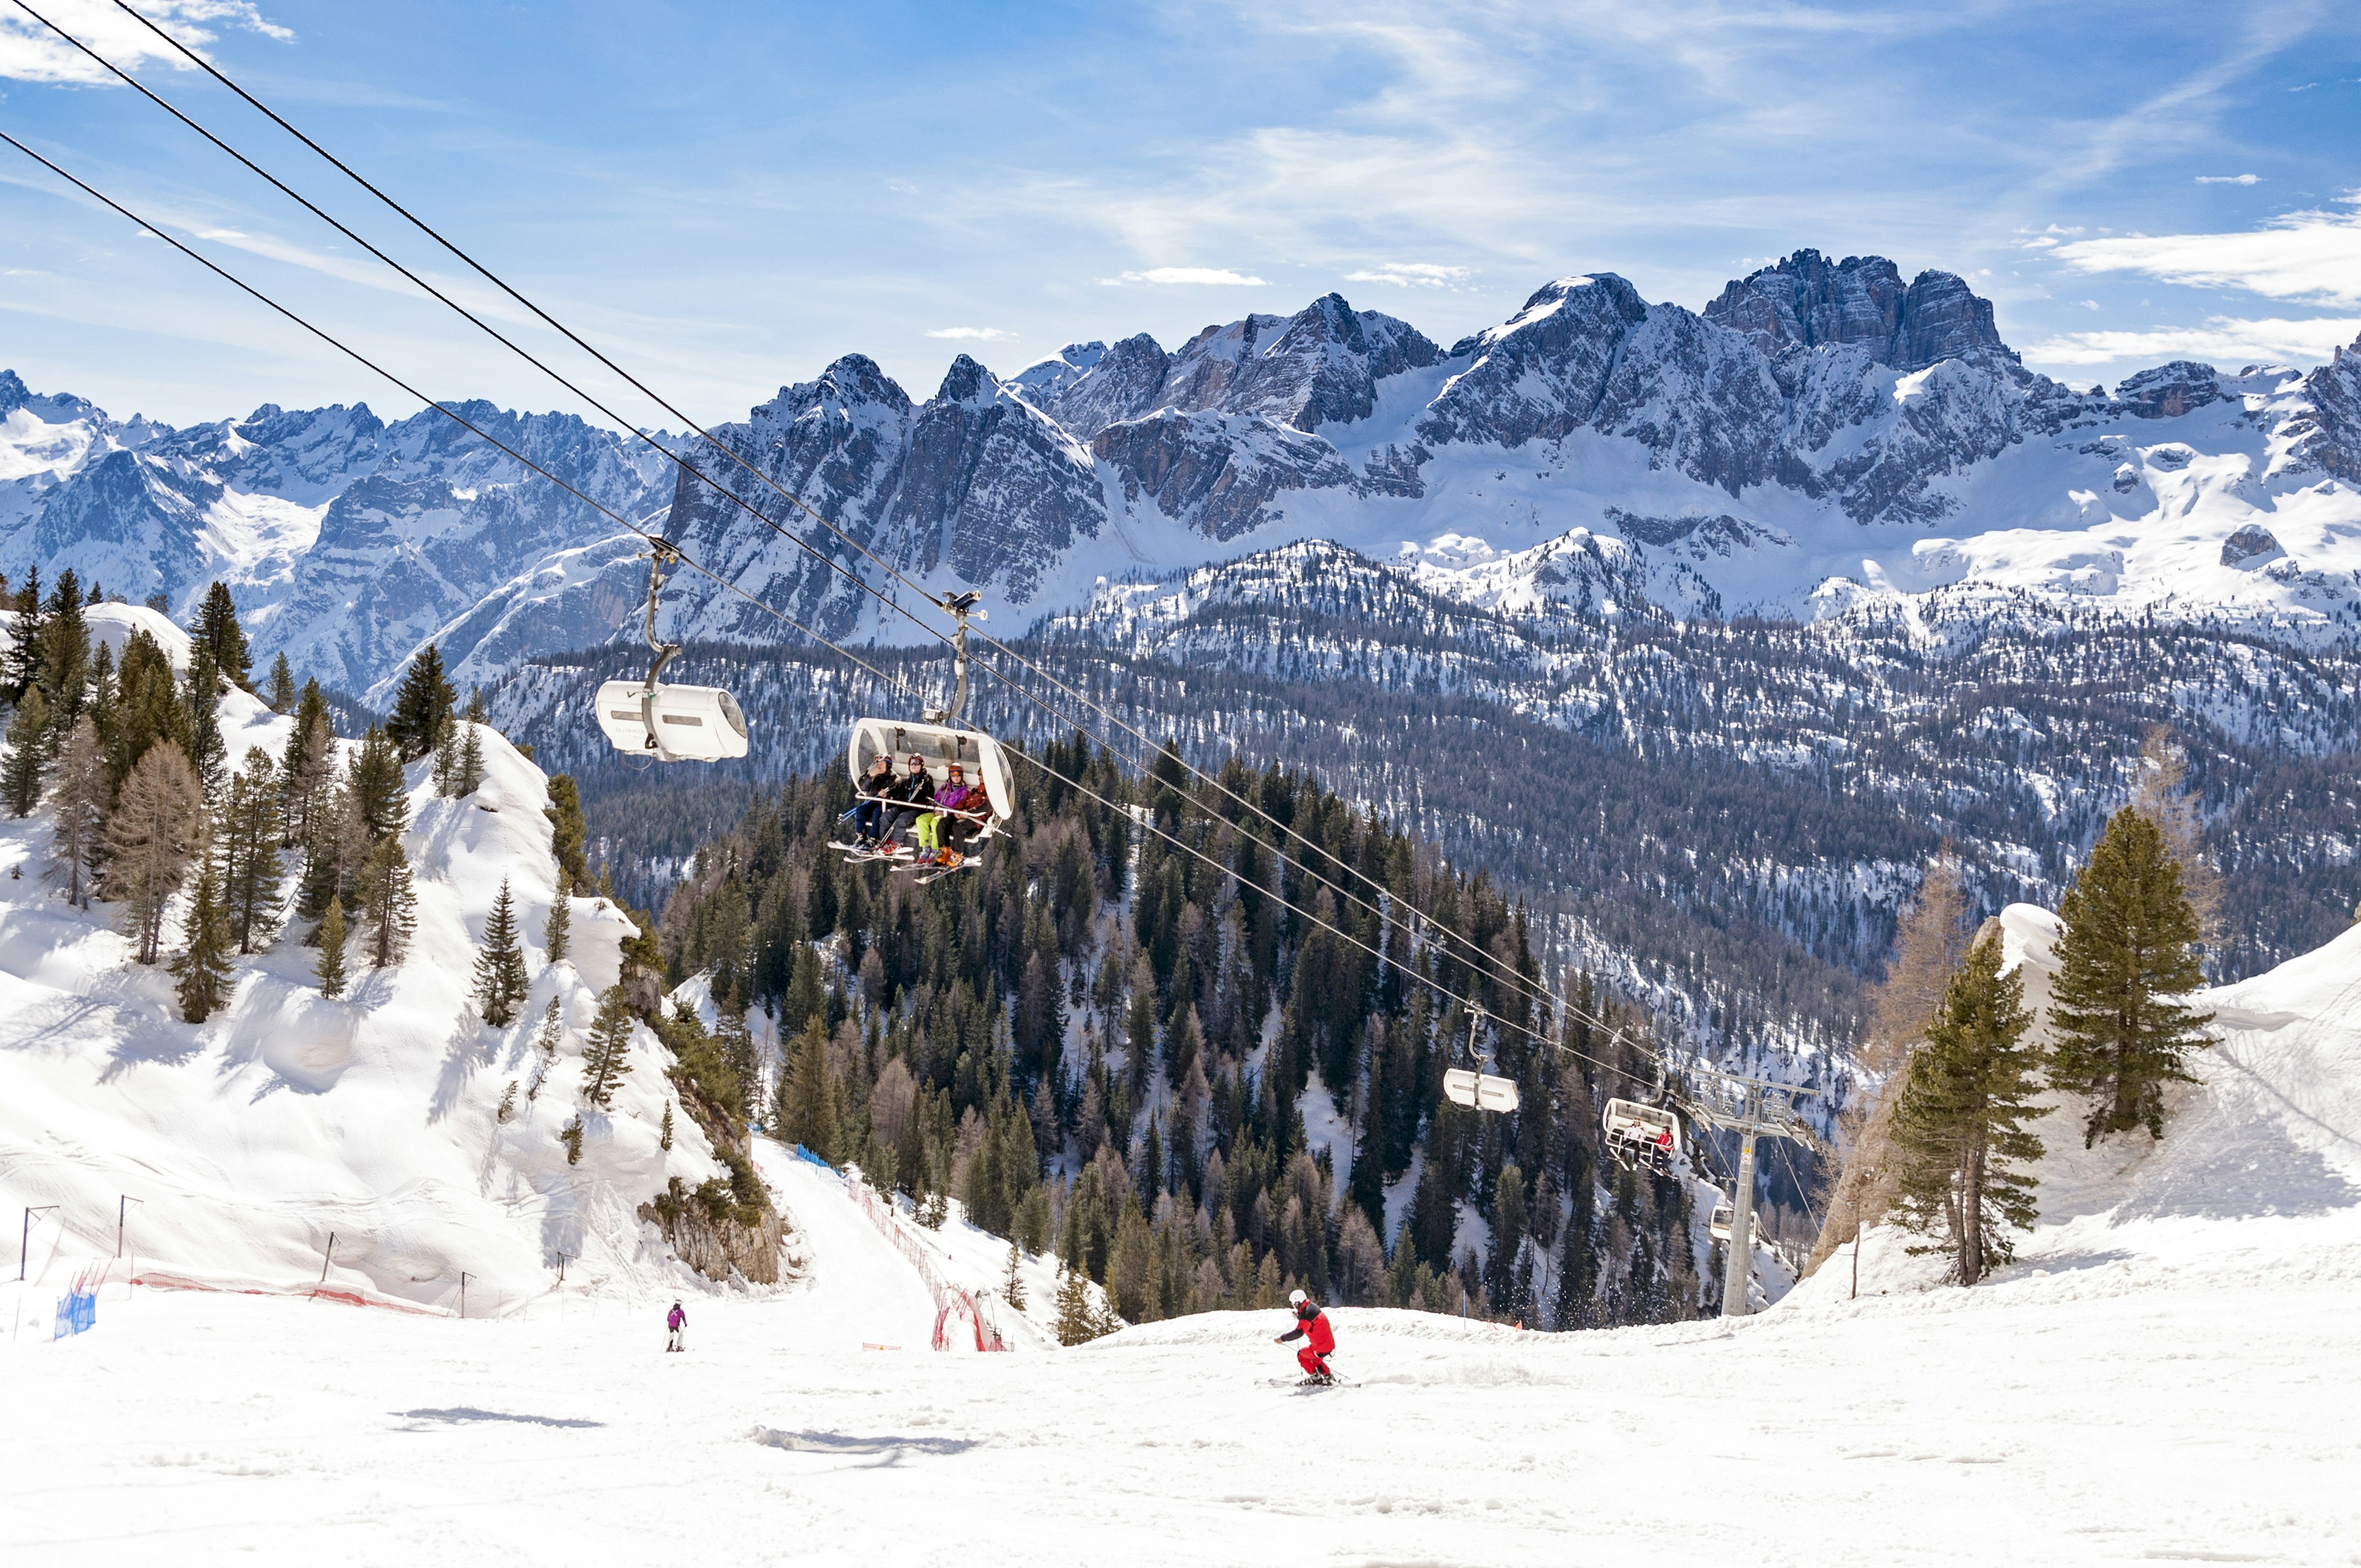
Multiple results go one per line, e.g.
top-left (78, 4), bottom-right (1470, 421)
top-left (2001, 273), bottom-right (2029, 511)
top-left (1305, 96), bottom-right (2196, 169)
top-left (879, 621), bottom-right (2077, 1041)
top-left (1685, 1068), bottom-right (1821, 1319)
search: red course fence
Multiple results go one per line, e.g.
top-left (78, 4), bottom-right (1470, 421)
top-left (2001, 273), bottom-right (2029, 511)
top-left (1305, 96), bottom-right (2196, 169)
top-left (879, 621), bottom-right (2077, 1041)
top-left (840, 1176), bottom-right (1008, 1352)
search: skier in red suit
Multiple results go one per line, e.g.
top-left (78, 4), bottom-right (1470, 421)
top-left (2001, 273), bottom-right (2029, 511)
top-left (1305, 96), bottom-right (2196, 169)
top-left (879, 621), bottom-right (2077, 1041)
top-left (1275, 1288), bottom-right (1335, 1384)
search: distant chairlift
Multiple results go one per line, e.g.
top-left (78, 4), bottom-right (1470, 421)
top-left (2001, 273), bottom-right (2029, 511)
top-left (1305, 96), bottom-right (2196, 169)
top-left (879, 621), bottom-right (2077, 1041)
top-left (1709, 1200), bottom-right (1734, 1244)
top-left (593, 540), bottom-right (749, 762)
top-left (1602, 1098), bottom-right (1683, 1176)
top-left (1441, 1008), bottom-right (1521, 1114)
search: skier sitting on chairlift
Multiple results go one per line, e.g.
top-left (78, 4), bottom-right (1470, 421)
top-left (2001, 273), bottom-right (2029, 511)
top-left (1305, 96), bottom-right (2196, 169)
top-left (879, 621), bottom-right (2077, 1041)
top-left (1274, 1288), bottom-right (1335, 1385)
top-left (879, 753), bottom-right (936, 850)
top-left (915, 760), bottom-right (985, 868)
top-left (850, 751), bottom-right (897, 849)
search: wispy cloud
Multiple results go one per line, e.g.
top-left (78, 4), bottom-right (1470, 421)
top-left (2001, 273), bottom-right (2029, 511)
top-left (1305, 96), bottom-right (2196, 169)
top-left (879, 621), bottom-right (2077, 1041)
top-left (1100, 267), bottom-right (1269, 287)
top-left (2195, 173), bottom-right (2260, 184)
top-left (2055, 196), bottom-right (2361, 306)
top-left (924, 326), bottom-right (1013, 340)
top-left (2024, 315), bottom-right (2360, 368)
top-left (0, 0), bottom-right (290, 85)
top-left (1343, 263), bottom-right (1474, 288)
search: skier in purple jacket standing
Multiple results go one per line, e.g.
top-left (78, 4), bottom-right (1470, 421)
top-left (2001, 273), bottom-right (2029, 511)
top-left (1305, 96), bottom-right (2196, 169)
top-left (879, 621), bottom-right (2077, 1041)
top-left (666, 1300), bottom-right (686, 1353)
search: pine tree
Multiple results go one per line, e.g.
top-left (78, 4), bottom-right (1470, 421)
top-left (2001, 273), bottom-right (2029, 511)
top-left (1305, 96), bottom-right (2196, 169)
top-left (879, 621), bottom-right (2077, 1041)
top-left (47, 715), bottom-right (106, 908)
top-left (353, 833), bottom-right (417, 969)
top-left (347, 726), bottom-right (408, 842)
top-left (264, 651), bottom-right (296, 714)
top-left (280, 697), bottom-right (334, 849)
top-left (580, 981), bottom-right (636, 1107)
top-left (296, 778), bottom-right (362, 929)
top-left (1003, 1240), bottom-right (1028, 1310)
top-left (106, 739), bottom-right (203, 964)
top-left (171, 857), bottom-right (236, 1024)
top-left (780, 1016), bottom-right (842, 1159)
top-left (543, 892), bottom-right (571, 964)
top-left (561, 1114), bottom-right (584, 1165)
top-left (2049, 807), bottom-right (2215, 1146)
top-left (545, 774), bottom-right (589, 893)
top-left (34, 568), bottom-right (89, 722)
top-left (384, 644), bottom-right (455, 762)
top-left (183, 648), bottom-right (226, 791)
top-left (472, 879), bottom-right (530, 1026)
top-left (1891, 930), bottom-right (2048, 1285)
top-left (714, 991), bottom-right (757, 1120)
top-left (2, 684), bottom-right (52, 817)
top-left (528, 996), bottom-right (563, 1100)
top-left (1054, 1265), bottom-right (1102, 1345)
top-left (191, 582), bottom-right (251, 691)
top-left (315, 895), bottom-right (349, 997)
top-left (430, 713), bottom-right (460, 798)
top-left (456, 721), bottom-right (485, 796)
top-left (106, 628), bottom-right (188, 791)
top-left (497, 1081), bottom-right (518, 1123)
top-left (217, 750), bottom-right (285, 953)
top-left (6, 563), bottom-right (42, 700)
top-left (659, 1101), bottom-right (674, 1151)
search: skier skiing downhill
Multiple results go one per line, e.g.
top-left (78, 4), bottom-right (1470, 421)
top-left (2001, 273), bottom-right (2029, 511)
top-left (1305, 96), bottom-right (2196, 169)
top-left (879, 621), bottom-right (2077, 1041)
top-left (1275, 1288), bottom-right (1335, 1385)
top-left (666, 1301), bottom-right (686, 1353)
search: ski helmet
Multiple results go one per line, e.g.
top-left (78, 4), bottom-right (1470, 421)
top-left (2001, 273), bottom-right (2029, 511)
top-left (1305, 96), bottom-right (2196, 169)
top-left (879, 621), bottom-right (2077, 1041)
top-left (1288, 1288), bottom-right (1308, 1307)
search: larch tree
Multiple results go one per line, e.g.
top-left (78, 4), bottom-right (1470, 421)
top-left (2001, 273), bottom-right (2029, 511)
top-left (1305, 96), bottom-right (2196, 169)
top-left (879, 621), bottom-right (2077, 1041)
top-left (172, 857), bottom-right (237, 1024)
top-left (2049, 807), bottom-right (2215, 1146)
top-left (579, 981), bottom-right (636, 1107)
top-left (1807, 852), bottom-right (1973, 1276)
top-left (106, 739), bottom-right (204, 964)
top-left (218, 750), bottom-right (285, 954)
top-left (472, 879), bottom-right (530, 1026)
top-left (47, 715), bottom-right (107, 908)
top-left (3, 683), bottom-right (52, 817)
top-left (314, 895), bottom-right (349, 998)
top-left (2128, 726), bottom-right (2224, 947)
top-left (1891, 930), bottom-right (2047, 1286)
top-left (384, 644), bottom-right (455, 762)
top-left (353, 833), bottom-right (417, 969)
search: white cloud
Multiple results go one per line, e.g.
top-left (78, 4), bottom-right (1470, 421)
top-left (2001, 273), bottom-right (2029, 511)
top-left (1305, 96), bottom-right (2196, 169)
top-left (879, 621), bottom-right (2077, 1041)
top-left (2055, 198), bottom-right (2361, 306)
top-left (1099, 267), bottom-right (1270, 287)
top-left (0, 0), bottom-right (290, 85)
top-left (2023, 315), bottom-right (2360, 368)
top-left (924, 327), bottom-right (1013, 341)
top-left (1343, 263), bottom-right (1474, 288)
top-left (2194, 173), bottom-right (2260, 184)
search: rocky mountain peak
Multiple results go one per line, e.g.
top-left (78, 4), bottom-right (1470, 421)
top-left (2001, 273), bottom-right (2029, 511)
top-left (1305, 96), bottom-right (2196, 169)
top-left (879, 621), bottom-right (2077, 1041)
top-left (0, 368), bottom-right (30, 419)
top-left (935, 353), bottom-right (999, 409)
top-left (2299, 331), bottom-right (2361, 483)
top-left (1705, 250), bottom-right (2011, 371)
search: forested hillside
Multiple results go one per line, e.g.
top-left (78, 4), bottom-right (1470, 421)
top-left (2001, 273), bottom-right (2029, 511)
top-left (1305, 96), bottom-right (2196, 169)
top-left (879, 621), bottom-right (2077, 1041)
top-left (657, 738), bottom-right (1728, 1329)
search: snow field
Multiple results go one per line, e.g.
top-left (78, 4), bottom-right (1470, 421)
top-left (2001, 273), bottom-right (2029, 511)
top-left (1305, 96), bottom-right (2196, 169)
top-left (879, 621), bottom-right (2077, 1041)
top-left (4, 1248), bottom-right (2354, 1566)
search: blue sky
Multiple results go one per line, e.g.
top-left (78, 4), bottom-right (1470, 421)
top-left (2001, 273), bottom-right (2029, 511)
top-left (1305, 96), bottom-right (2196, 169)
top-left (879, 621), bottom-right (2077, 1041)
top-left (2, 0), bottom-right (2359, 427)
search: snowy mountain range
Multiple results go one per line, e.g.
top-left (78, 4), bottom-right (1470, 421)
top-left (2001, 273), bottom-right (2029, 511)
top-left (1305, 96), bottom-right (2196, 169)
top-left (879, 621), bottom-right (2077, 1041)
top-left (9, 248), bottom-right (2361, 708)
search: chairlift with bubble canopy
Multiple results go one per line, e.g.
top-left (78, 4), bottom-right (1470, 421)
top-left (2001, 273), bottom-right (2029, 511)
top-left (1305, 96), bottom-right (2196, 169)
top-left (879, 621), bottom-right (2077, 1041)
top-left (593, 540), bottom-right (749, 762)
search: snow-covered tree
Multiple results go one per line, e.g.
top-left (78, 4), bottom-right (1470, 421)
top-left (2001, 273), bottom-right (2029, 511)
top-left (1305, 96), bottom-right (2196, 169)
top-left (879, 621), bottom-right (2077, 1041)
top-left (528, 996), bottom-right (563, 1101)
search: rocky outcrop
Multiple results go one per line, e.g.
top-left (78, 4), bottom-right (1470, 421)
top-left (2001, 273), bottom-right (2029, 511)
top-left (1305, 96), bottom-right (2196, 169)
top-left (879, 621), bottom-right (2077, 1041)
top-left (641, 1176), bottom-right (786, 1285)
top-left (1704, 250), bottom-right (2013, 371)
top-left (2116, 361), bottom-right (2223, 420)
top-left (1094, 406), bottom-right (1353, 540)
top-left (2296, 333), bottom-right (2361, 483)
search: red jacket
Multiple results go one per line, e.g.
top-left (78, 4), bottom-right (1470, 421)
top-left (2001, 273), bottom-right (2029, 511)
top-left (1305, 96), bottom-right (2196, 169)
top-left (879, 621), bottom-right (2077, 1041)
top-left (1279, 1301), bottom-right (1334, 1354)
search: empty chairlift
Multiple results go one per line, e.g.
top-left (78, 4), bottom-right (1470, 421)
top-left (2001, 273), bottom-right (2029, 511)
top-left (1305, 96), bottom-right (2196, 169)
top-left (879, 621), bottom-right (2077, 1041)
top-left (594, 541), bottom-right (749, 762)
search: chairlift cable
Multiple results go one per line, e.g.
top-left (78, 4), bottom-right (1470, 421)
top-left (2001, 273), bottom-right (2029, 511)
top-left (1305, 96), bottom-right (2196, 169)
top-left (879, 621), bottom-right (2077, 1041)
top-left (0, 124), bottom-right (1654, 1093)
top-left (92, 0), bottom-right (1585, 1042)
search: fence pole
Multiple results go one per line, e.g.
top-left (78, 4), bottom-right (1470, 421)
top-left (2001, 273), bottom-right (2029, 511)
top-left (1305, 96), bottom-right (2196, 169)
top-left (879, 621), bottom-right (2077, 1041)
top-left (460, 1272), bottom-right (468, 1320)
top-left (20, 1206), bottom-right (57, 1282)
top-left (1851, 1221), bottom-right (1861, 1301)
top-left (317, 1232), bottom-right (336, 1290)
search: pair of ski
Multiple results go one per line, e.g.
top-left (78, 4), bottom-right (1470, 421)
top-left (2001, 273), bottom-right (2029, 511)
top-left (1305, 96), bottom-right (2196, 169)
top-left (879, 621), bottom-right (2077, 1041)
top-left (828, 837), bottom-right (981, 885)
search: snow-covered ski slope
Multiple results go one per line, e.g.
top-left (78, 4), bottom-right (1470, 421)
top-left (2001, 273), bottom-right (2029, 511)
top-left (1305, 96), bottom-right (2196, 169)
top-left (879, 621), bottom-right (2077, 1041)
top-left (0, 603), bottom-right (732, 1311)
top-left (6, 903), bottom-right (2359, 1562)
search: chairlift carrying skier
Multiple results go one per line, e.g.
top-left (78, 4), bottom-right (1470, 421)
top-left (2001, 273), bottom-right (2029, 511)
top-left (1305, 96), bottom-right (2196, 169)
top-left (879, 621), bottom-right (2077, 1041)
top-left (1274, 1288), bottom-right (1335, 1385)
